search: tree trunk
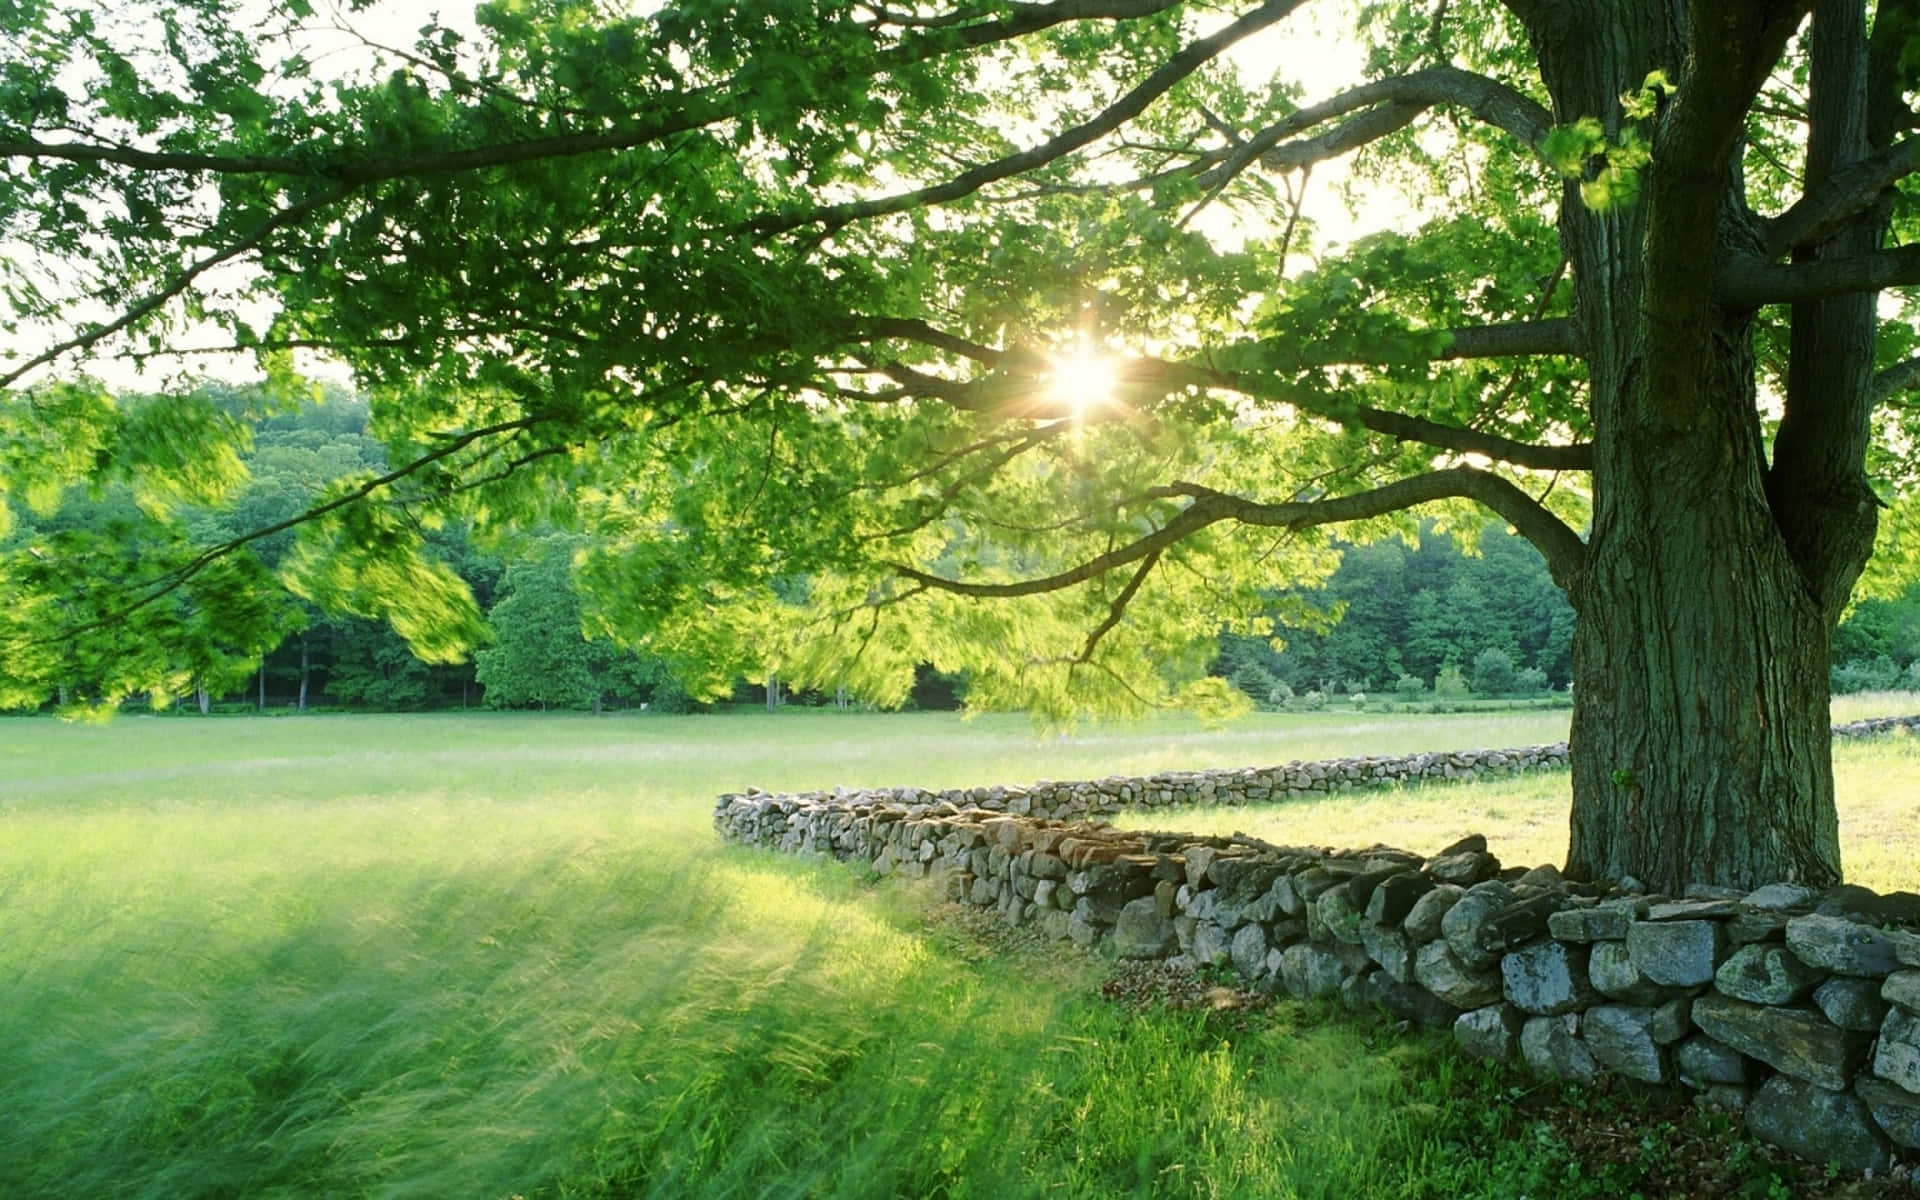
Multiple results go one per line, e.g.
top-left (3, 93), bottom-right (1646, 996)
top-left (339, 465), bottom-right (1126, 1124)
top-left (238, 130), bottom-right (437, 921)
top-left (196, 678), bottom-right (210, 715)
top-left (766, 675), bottom-right (780, 712)
top-left (258, 660), bottom-right (267, 711)
top-left (298, 637), bottom-right (310, 712)
top-left (1531, 0), bottom-right (1866, 891)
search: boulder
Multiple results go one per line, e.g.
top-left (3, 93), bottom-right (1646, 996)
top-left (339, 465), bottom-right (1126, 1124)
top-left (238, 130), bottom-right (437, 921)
top-left (1365, 870), bottom-right (1435, 927)
top-left (1627, 918), bottom-right (1724, 987)
top-left (1415, 939), bottom-right (1503, 1009)
top-left (1856, 1076), bottom-right (1920, 1151)
top-left (1454, 1003), bottom-right (1528, 1063)
top-left (1359, 921), bottom-right (1415, 984)
top-left (1690, 994), bottom-right (1869, 1090)
top-left (1583, 1005), bottom-right (1672, 1083)
top-left (1814, 976), bottom-right (1889, 1032)
top-left (1785, 913), bottom-right (1901, 977)
top-left (1588, 939), bottom-right (1667, 1004)
top-left (1876, 1007), bottom-right (1920, 1093)
top-left (1277, 942), bottom-right (1346, 1001)
top-left (1112, 896), bottom-right (1176, 959)
top-left (1520, 1014), bottom-right (1600, 1084)
top-left (1428, 849), bottom-right (1501, 886)
top-left (1548, 904), bottom-right (1636, 942)
top-left (1363, 972), bottom-right (1461, 1030)
top-left (1402, 883), bottom-right (1464, 941)
top-left (1714, 943), bottom-right (1825, 1005)
top-left (1191, 920), bottom-right (1230, 966)
top-left (1676, 1035), bottom-right (1749, 1086)
top-left (1883, 968), bottom-right (1920, 1013)
top-left (1745, 1075), bottom-right (1890, 1173)
top-left (1502, 940), bottom-right (1599, 1016)
top-left (1315, 885), bottom-right (1366, 945)
top-left (1230, 923), bottom-right (1271, 981)
top-left (1743, 882), bottom-right (1819, 910)
top-left (1441, 881), bottom-right (1516, 969)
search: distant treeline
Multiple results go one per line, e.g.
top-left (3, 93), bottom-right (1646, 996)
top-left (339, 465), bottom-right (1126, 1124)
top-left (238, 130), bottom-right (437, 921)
top-left (9, 387), bottom-right (1916, 714)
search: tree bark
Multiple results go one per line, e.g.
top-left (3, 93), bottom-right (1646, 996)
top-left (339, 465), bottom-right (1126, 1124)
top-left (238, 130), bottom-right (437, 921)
top-left (298, 637), bottom-right (310, 712)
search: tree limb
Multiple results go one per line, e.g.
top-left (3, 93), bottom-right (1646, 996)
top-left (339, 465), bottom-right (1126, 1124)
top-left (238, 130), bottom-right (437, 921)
top-left (890, 464), bottom-right (1587, 598)
top-left (1720, 243), bottom-right (1920, 306)
top-left (1760, 135), bottom-right (1920, 255)
top-left (1872, 353), bottom-right (1920, 404)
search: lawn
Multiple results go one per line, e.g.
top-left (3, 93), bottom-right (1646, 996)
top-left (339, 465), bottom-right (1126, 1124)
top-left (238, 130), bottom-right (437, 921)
top-left (2, 702), bottom-right (1912, 1198)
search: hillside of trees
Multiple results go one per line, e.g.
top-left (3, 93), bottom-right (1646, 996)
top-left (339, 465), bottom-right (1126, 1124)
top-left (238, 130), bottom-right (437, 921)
top-left (8, 388), bottom-right (1916, 715)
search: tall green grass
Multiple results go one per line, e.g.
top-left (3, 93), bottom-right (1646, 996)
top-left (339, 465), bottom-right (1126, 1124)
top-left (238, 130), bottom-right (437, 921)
top-left (2, 705), bottom-right (1902, 1198)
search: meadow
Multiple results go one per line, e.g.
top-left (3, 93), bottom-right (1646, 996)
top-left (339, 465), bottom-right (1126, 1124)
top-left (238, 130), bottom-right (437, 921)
top-left (2, 700), bottom-right (1915, 1198)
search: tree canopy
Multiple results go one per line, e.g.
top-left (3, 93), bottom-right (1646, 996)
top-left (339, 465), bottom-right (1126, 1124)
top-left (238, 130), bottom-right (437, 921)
top-left (6, 0), bottom-right (1920, 888)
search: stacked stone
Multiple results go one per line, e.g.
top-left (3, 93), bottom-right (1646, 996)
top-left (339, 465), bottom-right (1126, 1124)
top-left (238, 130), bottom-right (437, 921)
top-left (1833, 715), bottom-right (1920, 739)
top-left (715, 791), bottom-right (1920, 1172)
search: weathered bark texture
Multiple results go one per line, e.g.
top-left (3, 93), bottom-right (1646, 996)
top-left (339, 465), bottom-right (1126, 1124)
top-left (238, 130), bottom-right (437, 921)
top-left (1525, 0), bottom-right (1881, 889)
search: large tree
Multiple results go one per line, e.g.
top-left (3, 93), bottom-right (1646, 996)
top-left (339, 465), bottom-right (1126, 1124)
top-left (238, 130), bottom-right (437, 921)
top-left (4, 0), bottom-right (1919, 890)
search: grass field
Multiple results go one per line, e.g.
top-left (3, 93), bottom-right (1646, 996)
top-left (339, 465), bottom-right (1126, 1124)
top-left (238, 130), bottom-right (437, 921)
top-left (2, 701), bottom-right (1913, 1198)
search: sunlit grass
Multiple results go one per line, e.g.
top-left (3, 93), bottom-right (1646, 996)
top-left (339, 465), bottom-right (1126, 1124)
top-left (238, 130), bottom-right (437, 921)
top-left (1, 704), bottom-right (1909, 1198)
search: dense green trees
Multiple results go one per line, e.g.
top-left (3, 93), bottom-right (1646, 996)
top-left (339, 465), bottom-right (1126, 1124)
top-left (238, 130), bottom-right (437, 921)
top-left (6, 1), bottom-right (1920, 887)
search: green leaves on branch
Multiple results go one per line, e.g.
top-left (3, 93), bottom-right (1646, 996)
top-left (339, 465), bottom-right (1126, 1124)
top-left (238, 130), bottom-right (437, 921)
top-left (1539, 70), bottom-right (1672, 212)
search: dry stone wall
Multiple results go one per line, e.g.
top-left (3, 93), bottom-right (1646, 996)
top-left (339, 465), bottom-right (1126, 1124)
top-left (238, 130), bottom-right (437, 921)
top-left (715, 721), bottom-right (1920, 1174)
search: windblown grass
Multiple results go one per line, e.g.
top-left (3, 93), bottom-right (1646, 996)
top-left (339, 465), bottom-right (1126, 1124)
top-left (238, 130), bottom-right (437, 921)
top-left (1, 704), bottom-right (1906, 1197)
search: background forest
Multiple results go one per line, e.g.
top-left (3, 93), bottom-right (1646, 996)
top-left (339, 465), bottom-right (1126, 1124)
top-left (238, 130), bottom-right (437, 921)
top-left (11, 385), bottom-right (1919, 715)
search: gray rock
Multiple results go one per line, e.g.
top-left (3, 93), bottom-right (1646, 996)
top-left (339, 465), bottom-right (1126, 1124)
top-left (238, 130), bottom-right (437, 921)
top-left (1520, 1014), bottom-right (1600, 1084)
top-left (1786, 913), bottom-right (1901, 977)
top-left (1884, 968), bottom-right (1920, 1013)
top-left (1726, 909), bottom-right (1791, 944)
top-left (1691, 993), bottom-right (1869, 1090)
top-left (1428, 849), bottom-right (1501, 886)
top-left (1360, 921), bottom-right (1415, 983)
top-left (1648, 898), bottom-right (1740, 921)
top-left (1583, 1005), bottom-right (1672, 1083)
top-left (1112, 896), bottom-right (1177, 959)
top-left (1480, 893), bottom-right (1573, 953)
top-left (1277, 942), bottom-right (1346, 1001)
top-left (1627, 919), bottom-right (1724, 987)
top-left (1184, 845), bottom-right (1219, 891)
top-left (1700, 1084), bottom-right (1750, 1113)
top-left (1038, 908), bottom-right (1072, 942)
top-left (1364, 972), bottom-right (1461, 1030)
top-left (1442, 881), bottom-right (1515, 969)
top-left (1153, 879), bottom-right (1177, 919)
top-left (1894, 926), bottom-right (1920, 968)
top-left (1403, 884), bottom-right (1464, 941)
top-left (1515, 863), bottom-right (1563, 889)
top-left (1503, 940), bottom-right (1599, 1016)
top-left (1266, 872), bottom-right (1304, 917)
top-left (1415, 938), bottom-right (1503, 1008)
top-left (1315, 885), bottom-right (1366, 945)
top-left (1365, 870), bottom-right (1435, 927)
top-left (1191, 920), bottom-right (1229, 966)
top-left (1067, 912), bottom-right (1101, 949)
top-left (1230, 923), bottom-right (1270, 980)
top-left (1715, 942), bottom-right (1825, 1005)
top-left (1856, 1076), bottom-right (1920, 1151)
top-left (1745, 1075), bottom-right (1890, 1173)
top-left (1549, 905), bottom-right (1635, 942)
top-left (1815, 976), bottom-right (1889, 1032)
top-left (1744, 882), bottom-right (1818, 910)
top-left (1676, 1035), bottom-right (1750, 1086)
top-left (1454, 1003), bottom-right (1528, 1063)
top-left (1589, 939), bottom-right (1667, 1004)
top-left (1877, 1007), bottom-right (1920, 1093)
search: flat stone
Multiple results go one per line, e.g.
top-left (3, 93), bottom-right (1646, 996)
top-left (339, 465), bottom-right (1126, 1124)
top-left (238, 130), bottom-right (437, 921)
top-left (1503, 940), bottom-right (1599, 1016)
top-left (1691, 994), bottom-right (1869, 1090)
top-left (1112, 896), bottom-right (1177, 959)
top-left (1363, 972), bottom-right (1460, 1030)
top-left (1745, 1075), bottom-right (1890, 1173)
top-left (1856, 1076), bottom-right (1920, 1151)
top-left (1441, 881), bottom-right (1515, 969)
top-left (1676, 1035), bottom-right (1750, 1086)
top-left (1266, 873), bottom-right (1304, 917)
top-left (1345, 864), bottom-right (1405, 911)
top-left (1895, 926), bottom-right (1920, 968)
top-left (1815, 976), bottom-right (1889, 1032)
top-left (1480, 893), bottom-right (1572, 953)
top-left (1583, 1005), bottom-right (1670, 1083)
top-left (1648, 899), bottom-right (1740, 920)
top-left (1359, 921), bottom-right (1415, 983)
top-left (1277, 941), bottom-right (1346, 1001)
top-left (1230, 923), bottom-right (1271, 980)
top-left (1428, 850), bottom-right (1501, 887)
top-left (1454, 1003), bottom-right (1527, 1063)
top-left (1549, 906), bottom-right (1635, 942)
top-left (1715, 943), bottom-right (1825, 1005)
top-left (1628, 919), bottom-right (1724, 987)
top-left (1191, 920), bottom-right (1229, 966)
top-left (1520, 1014), bottom-right (1600, 1084)
top-left (1877, 1007), bottom-right (1920, 1093)
top-left (1883, 968), bottom-right (1920, 1013)
top-left (1402, 884), bottom-right (1464, 941)
top-left (1588, 939), bottom-right (1667, 1004)
top-left (1786, 913), bottom-right (1901, 977)
top-left (1365, 871), bottom-right (1435, 927)
top-left (1415, 938), bottom-right (1503, 1009)
top-left (1726, 910), bottom-right (1790, 944)
top-left (1744, 883), bottom-right (1819, 910)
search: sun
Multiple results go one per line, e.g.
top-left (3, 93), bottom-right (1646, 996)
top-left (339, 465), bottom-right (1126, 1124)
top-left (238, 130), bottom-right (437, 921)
top-left (1047, 347), bottom-right (1120, 421)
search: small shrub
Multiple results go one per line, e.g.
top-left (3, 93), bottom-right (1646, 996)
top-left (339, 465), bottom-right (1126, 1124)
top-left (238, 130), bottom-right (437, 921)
top-left (1470, 648), bottom-right (1519, 696)
top-left (1832, 654), bottom-right (1901, 694)
top-left (1393, 673), bottom-right (1426, 698)
top-left (1349, 692), bottom-right (1367, 710)
top-left (1515, 666), bottom-right (1550, 694)
top-left (1300, 689), bottom-right (1327, 711)
top-left (1433, 665), bottom-right (1470, 698)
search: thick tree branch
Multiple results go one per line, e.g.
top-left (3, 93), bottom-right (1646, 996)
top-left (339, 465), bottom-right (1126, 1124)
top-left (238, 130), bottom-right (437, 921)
top-left (741, 0), bottom-right (1304, 236)
top-left (1872, 354), bottom-right (1920, 404)
top-left (1760, 135), bottom-right (1920, 255)
top-left (1720, 243), bottom-right (1920, 306)
top-left (891, 465), bottom-right (1586, 599)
